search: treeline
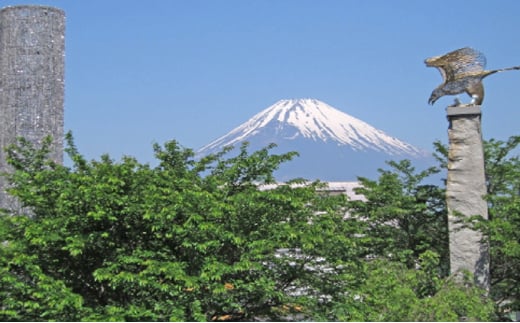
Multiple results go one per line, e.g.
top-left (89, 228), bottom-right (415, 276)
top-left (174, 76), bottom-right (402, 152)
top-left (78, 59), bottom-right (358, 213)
top-left (0, 132), bottom-right (518, 321)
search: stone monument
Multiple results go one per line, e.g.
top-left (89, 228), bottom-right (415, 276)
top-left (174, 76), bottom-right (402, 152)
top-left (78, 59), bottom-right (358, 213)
top-left (445, 105), bottom-right (489, 290)
top-left (424, 47), bottom-right (496, 290)
top-left (0, 5), bottom-right (65, 211)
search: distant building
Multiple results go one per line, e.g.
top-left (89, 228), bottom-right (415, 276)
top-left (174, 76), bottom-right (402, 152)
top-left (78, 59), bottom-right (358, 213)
top-left (259, 181), bottom-right (365, 201)
top-left (318, 181), bottom-right (365, 200)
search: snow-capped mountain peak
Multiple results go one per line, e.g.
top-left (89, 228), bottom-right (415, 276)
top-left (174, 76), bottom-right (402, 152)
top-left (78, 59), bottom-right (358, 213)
top-left (198, 98), bottom-right (424, 157)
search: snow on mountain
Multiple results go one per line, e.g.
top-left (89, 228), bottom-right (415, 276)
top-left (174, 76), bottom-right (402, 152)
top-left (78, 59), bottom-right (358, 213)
top-left (198, 98), bottom-right (425, 157)
top-left (196, 98), bottom-right (433, 181)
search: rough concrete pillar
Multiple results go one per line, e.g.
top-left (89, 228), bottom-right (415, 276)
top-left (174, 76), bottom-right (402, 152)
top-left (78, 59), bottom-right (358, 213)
top-left (446, 105), bottom-right (489, 291)
top-left (0, 5), bottom-right (65, 211)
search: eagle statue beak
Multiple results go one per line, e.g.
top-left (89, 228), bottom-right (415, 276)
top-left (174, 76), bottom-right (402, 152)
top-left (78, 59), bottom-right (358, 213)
top-left (428, 93), bottom-right (437, 105)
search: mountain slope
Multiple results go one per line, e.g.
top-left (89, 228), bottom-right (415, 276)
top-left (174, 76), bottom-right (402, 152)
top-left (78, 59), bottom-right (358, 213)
top-left (197, 99), bottom-right (432, 181)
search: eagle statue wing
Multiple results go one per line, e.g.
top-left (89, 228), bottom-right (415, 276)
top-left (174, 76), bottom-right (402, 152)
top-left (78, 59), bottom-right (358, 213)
top-left (425, 47), bottom-right (487, 83)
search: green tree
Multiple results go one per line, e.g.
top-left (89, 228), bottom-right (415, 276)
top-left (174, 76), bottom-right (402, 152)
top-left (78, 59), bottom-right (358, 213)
top-left (483, 136), bottom-right (520, 318)
top-left (341, 157), bottom-right (495, 321)
top-left (348, 159), bottom-right (449, 273)
top-left (327, 250), bottom-right (495, 322)
top-left (434, 135), bottom-right (520, 319)
top-left (0, 133), bottom-right (498, 321)
top-left (0, 134), bottom-right (366, 321)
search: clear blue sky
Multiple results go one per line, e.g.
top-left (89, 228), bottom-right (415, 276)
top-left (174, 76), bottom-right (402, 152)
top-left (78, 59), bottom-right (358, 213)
top-left (3, 0), bottom-right (520, 163)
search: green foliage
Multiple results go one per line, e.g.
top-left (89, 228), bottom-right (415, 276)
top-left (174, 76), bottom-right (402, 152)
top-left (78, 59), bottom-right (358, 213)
top-left (484, 136), bottom-right (520, 196)
top-left (413, 274), bottom-right (495, 322)
top-left (0, 215), bottom-right (87, 321)
top-left (348, 160), bottom-right (449, 273)
top-left (0, 132), bottom-right (501, 321)
top-left (482, 136), bottom-right (520, 316)
top-left (0, 134), bottom-right (364, 321)
top-left (329, 251), bottom-right (494, 322)
top-left (434, 136), bottom-right (520, 319)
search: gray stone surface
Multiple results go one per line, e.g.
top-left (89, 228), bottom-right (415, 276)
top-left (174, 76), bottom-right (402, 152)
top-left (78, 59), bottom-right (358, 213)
top-left (0, 6), bottom-right (65, 211)
top-left (446, 105), bottom-right (489, 290)
top-left (446, 105), bottom-right (482, 116)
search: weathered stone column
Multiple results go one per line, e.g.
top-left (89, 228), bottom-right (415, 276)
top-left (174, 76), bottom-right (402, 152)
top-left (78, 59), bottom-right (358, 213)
top-left (446, 105), bottom-right (489, 291)
top-left (0, 5), bottom-right (65, 211)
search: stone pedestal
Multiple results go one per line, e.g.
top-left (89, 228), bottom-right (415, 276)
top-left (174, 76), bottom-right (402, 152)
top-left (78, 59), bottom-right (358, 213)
top-left (0, 6), bottom-right (65, 211)
top-left (446, 105), bottom-right (489, 291)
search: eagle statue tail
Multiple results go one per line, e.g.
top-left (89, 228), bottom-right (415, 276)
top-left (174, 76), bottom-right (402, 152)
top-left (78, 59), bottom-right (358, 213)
top-left (484, 65), bottom-right (520, 77)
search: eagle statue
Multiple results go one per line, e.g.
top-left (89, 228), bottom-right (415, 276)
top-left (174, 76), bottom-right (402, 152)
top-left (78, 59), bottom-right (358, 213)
top-left (425, 47), bottom-right (520, 106)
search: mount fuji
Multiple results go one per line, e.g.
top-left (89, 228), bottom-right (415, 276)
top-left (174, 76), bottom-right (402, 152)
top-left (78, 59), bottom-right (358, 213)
top-left (197, 99), bottom-right (433, 181)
